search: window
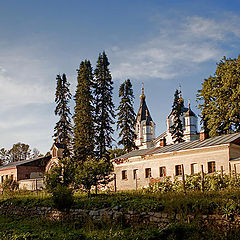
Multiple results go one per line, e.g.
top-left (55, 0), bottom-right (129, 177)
top-left (5, 175), bottom-right (8, 180)
top-left (191, 163), bottom-right (197, 175)
top-left (175, 165), bottom-right (182, 176)
top-left (160, 167), bottom-right (166, 177)
top-left (11, 175), bottom-right (14, 180)
top-left (122, 170), bottom-right (127, 180)
top-left (52, 147), bottom-right (57, 157)
top-left (133, 169), bottom-right (137, 179)
top-left (145, 168), bottom-right (151, 178)
top-left (0, 176), bottom-right (3, 183)
top-left (208, 161), bottom-right (216, 173)
top-left (25, 174), bottom-right (30, 179)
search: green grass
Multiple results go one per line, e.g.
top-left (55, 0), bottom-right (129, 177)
top-left (1, 190), bottom-right (240, 239)
top-left (1, 189), bottom-right (240, 216)
top-left (0, 215), bottom-right (240, 240)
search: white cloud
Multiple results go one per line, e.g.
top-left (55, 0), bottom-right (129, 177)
top-left (110, 15), bottom-right (240, 81)
top-left (0, 46), bottom-right (55, 110)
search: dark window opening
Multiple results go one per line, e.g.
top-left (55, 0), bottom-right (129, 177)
top-left (25, 174), bottom-right (30, 179)
top-left (208, 161), bottom-right (216, 173)
top-left (122, 170), bottom-right (127, 180)
top-left (133, 169), bottom-right (137, 179)
top-left (175, 165), bottom-right (182, 176)
top-left (160, 167), bottom-right (166, 177)
top-left (145, 168), bottom-right (151, 178)
top-left (191, 163), bottom-right (197, 175)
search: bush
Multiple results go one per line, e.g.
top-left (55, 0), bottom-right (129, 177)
top-left (2, 178), bottom-right (19, 194)
top-left (52, 184), bottom-right (74, 210)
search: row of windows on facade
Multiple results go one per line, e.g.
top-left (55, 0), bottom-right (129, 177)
top-left (121, 161), bottom-right (216, 180)
top-left (0, 174), bottom-right (14, 183)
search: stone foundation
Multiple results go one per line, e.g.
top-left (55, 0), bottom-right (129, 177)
top-left (0, 202), bottom-right (238, 229)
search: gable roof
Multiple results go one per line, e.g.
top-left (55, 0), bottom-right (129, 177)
top-left (0, 155), bottom-right (51, 170)
top-left (115, 133), bottom-right (240, 160)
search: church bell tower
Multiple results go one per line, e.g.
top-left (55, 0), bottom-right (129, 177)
top-left (135, 83), bottom-right (155, 149)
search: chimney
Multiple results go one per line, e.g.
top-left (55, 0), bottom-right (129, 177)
top-left (160, 137), bottom-right (166, 147)
top-left (200, 129), bottom-right (207, 141)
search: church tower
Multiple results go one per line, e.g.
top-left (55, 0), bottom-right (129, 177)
top-left (135, 83), bottom-right (155, 149)
top-left (184, 100), bottom-right (198, 141)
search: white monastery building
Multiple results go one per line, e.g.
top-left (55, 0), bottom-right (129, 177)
top-left (113, 86), bottom-right (240, 191)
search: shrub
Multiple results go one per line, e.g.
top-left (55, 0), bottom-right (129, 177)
top-left (52, 184), bottom-right (74, 210)
top-left (2, 178), bottom-right (19, 193)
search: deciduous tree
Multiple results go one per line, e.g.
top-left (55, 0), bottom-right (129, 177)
top-left (8, 143), bottom-right (31, 161)
top-left (197, 56), bottom-right (240, 137)
top-left (75, 156), bottom-right (113, 197)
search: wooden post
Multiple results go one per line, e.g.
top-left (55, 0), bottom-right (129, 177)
top-left (135, 172), bottom-right (138, 191)
top-left (181, 164), bottom-right (186, 194)
top-left (229, 162), bottom-right (232, 178)
top-left (221, 166), bottom-right (224, 180)
top-left (201, 165), bottom-right (204, 192)
top-left (234, 164), bottom-right (237, 180)
top-left (36, 179), bottom-right (38, 195)
top-left (114, 174), bottom-right (117, 192)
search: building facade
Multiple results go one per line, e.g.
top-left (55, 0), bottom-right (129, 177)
top-left (114, 133), bottom-right (240, 191)
top-left (114, 86), bottom-right (240, 191)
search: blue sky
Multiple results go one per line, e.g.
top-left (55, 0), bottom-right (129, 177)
top-left (1, 0), bottom-right (240, 154)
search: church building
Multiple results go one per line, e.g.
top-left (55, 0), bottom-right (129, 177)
top-left (135, 85), bottom-right (199, 150)
top-left (113, 86), bottom-right (240, 191)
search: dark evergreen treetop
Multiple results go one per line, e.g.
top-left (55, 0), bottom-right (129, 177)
top-left (93, 51), bottom-right (115, 159)
top-left (54, 73), bottom-right (72, 157)
top-left (171, 89), bottom-right (185, 144)
top-left (197, 56), bottom-right (240, 137)
top-left (73, 60), bottom-right (95, 163)
top-left (117, 79), bottom-right (137, 152)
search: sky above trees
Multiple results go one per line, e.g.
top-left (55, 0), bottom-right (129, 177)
top-left (1, 0), bottom-right (240, 153)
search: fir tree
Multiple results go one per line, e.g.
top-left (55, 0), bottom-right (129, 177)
top-left (117, 79), bottom-right (137, 152)
top-left (73, 60), bottom-right (95, 163)
top-left (54, 73), bottom-right (72, 157)
top-left (171, 90), bottom-right (185, 144)
top-left (93, 52), bottom-right (115, 159)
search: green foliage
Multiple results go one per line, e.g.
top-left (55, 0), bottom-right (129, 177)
top-left (73, 60), bottom-right (95, 163)
top-left (75, 156), bottom-right (113, 196)
top-left (147, 177), bottom-right (174, 193)
top-left (108, 149), bottom-right (125, 159)
top-left (117, 79), bottom-right (137, 152)
top-left (171, 89), bottom-right (185, 143)
top-left (8, 142), bottom-right (31, 161)
top-left (2, 178), bottom-right (19, 193)
top-left (93, 51), bottom-right (115, 159)
top-left (197, 56), bottom-right (240, 137)
top-left (146, 172), bottom-right (240, 194)
top-left (52, 184), bottom-right (74, 210)
top-left (44, 157), bottom-right (74, 193)
top-left (54, 73), bottom-right (72, 157)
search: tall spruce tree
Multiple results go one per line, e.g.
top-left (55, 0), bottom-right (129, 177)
top-left (117, 79), bottom-right (137, 152)
top-left (73, 60), bottom-right (95, 163)
top-left (93, 52), bottom-right (115, 159)
top-left (54, 73), bottom-right (72, 157)
top-left (171, 90), bottom-right (185, 144)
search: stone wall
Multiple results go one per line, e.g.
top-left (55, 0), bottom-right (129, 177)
top-left (0, 202), bottom-right (238, 229)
